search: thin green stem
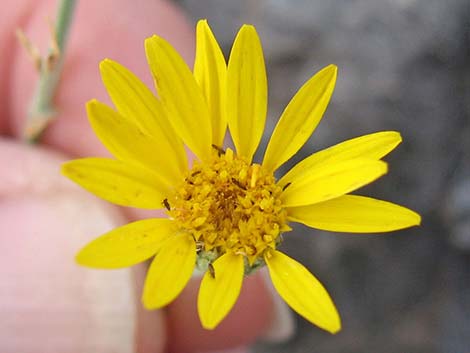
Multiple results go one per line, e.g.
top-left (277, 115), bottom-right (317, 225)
top-left (24, 0), bottom-right (77, 143)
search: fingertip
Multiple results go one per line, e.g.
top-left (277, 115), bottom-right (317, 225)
top-left (133, 264), bottom-right (167, 353)
top-left (7, 0), bottom-right (195, 157)
top-left (166, 272), bottom-right (274, 353)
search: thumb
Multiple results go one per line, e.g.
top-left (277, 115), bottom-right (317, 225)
top-left (0, 139), bottom-right (163, 352)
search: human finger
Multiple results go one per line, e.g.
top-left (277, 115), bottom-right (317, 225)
top-left (0, 138), bottom-right (151, 352)
top-left (4, 1), bottom-right (287, 350)
top-left (5, 0), bottom-right (194, 157)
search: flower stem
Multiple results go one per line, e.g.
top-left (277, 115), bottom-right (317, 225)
top-left (23, 0), bottom-right (77, 143)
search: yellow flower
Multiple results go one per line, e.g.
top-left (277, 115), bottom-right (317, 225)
top-left (62, 20), bottom-right (420, 333)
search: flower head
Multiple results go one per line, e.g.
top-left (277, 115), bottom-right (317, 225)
top-left (62, 20), bottom-right (420, 333)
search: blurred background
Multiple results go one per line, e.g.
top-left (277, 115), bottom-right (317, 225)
top-left (175, 0), bottom-right (470, 352)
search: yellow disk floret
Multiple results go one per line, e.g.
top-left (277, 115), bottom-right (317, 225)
top-left (168, 147), bottom-right (290, 268)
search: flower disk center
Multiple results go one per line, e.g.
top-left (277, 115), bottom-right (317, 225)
top-left (168, 148), bottom-right (289, 266)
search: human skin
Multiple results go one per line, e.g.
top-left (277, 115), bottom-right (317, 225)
top-left (0, 1), bottom-right (275, 352)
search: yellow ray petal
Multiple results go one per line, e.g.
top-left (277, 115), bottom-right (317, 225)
top-left (87, 100), bottom-right (186, 184)
top-left (194, 20), bottom-right (227, 147)
top-left (279, 131), bottom-right (401, 187)
top-left (197, 253), bottom-right (244, 329)
top-left (287, 195), bottom-right (421, 233)
top-left (145, 35), bottom-right (212, 161)
top-left (265, 250), bottom-right (341, 333)
top-left (227, 25), bottom-right (267, 163)
top-left (281, 159), bottom-right (387, 207)
top-left (142, 234), bottom-right (196, 308)
top-left (61, 158), bottom-right (169, 209)
top-left (76, 218), bottom-right (176, 269)
top-left (263, 65), bottom-right (337, 173)
top-left (99, 59), bottom-right (187, 175)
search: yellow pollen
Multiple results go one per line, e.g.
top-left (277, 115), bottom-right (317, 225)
top-left (168, 147), bottom-right (289, 266)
